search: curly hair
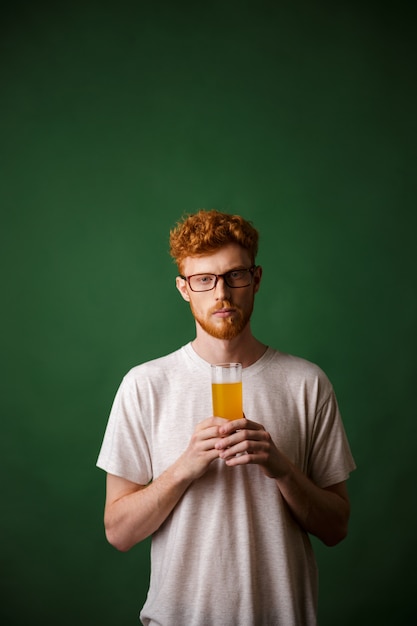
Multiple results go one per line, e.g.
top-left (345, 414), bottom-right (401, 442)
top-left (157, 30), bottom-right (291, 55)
top-left (169, 209), bottom-right (259, 271)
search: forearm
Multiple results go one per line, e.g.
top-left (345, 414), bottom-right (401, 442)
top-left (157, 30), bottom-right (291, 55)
top-left (105, 461), bottom-right (193, 552)
top-left (104, 416), bottom-right (225, 552)
top-left (276, 461), bottom-right (350, 546)
top-left (216, 418), bottom-right (351, 546)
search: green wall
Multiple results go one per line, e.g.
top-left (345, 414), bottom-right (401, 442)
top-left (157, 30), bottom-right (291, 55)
top-left (2, 1), bottom-right (416, 624)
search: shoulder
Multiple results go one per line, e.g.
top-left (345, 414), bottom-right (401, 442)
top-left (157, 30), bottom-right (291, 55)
top-left (266, 348), bottom-right (327, 377)
top-left (123, 346), bottom-right (187, 385)
top-left (266, 349), bottom-right (335, 399)
top-left (273, 350), bottom-right (327, 377)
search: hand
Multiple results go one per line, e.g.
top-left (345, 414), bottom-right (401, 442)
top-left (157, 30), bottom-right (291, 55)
top-left (178, 417), bottom-right (228, 481)
top-left (215, 417), bottom-right (289, 479)
top-left (215, 418), bottom-right (352, 547)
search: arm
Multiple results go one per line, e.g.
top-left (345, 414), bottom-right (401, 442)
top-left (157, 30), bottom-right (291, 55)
top-left (215, 418), bottom-right (351, 546)
top-left (104, 417), bottom-right (225, 552)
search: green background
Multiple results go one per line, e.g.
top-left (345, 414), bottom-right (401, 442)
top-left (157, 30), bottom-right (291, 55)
top-left (2, 1), bottom-right (416, 624)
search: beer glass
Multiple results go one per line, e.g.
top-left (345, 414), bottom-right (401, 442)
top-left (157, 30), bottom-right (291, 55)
top-left (211, 363), bottom-right (243, 420)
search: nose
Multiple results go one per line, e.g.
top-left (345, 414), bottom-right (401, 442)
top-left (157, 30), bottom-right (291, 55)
top-left (214, 275), bottom-right (231, 300)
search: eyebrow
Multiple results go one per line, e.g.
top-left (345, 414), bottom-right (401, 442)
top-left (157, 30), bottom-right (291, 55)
top-left (188, 266), bottom-right (249, 275)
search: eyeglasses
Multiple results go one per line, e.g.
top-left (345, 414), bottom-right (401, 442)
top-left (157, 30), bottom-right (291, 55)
top-left (180, 266), bottom-right (256, 292)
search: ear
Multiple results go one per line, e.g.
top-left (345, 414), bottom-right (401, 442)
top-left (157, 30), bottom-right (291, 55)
top-left (176, 276), bottom-right (191, 302)
top-left (253, 265), bottom-right (262, 294)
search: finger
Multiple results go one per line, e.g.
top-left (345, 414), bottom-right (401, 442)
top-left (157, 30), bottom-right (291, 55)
top-left (223, 452), bottom-right (254, 466)
top-left (222, 445), bottom-right (272, 467)
top-left (218, 417), bottom-right (263, 435)
top-left (217, 417), bottom-right (246, 435)
top-left (196, 416), bottom-right (229, 431)
top-left (215, 428), bottom-right (267, 450)
top-left (218, 438), bottom-right (262, 458)
top-left (193, 428), bottom-right (224, 446)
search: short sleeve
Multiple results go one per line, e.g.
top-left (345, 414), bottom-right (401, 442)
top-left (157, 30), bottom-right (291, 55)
top-left (307, 389), bottom-right (356, 488)
top-left (96, 374), bottom-right (153, 485)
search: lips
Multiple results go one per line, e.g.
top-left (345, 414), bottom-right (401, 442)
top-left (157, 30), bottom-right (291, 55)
top-left (212, 306), bottom-right (236, 317)
top-left (212, 301), bottom-right (234, 312)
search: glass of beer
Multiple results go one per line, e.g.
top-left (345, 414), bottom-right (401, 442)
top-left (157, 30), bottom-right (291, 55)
top-left (211, 363), bottom-right (243, 420)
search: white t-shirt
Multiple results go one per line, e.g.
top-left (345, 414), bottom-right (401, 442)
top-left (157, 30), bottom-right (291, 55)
top-left (97, 343), bottom-right (356, 626)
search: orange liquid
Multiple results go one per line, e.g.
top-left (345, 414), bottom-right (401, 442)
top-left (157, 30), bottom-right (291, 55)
top-left (212, 382), bottom-right (243, 420)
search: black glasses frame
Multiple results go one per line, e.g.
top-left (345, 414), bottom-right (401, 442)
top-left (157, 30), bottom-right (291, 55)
top-left (180, 266), bottom-right (257, 292)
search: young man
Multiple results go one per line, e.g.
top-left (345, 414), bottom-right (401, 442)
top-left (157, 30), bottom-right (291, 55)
top-left (97, 210), bottom-right (356, 626)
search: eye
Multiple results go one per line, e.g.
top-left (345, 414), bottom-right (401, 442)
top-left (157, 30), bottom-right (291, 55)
top-left (196, 274), bottom-right (215, 284)
top-left (228, 270), bottom-right (245, 280)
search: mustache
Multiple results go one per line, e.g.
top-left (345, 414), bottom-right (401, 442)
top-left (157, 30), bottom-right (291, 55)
top-left (211, 301), bottom-right (241, 313)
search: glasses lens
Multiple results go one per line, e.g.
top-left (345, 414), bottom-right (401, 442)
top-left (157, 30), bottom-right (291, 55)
top-left (224, 269), bottom-right (251, 287)
top-left (189, 274), bottom-right (217, 291)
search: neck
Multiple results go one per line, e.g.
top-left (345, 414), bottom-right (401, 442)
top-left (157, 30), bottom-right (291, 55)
top-left (191, 323), bottom-right (267, 367)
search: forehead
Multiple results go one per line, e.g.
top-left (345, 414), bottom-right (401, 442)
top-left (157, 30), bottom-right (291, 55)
top-left (181, 243), bottom-right (252, 275)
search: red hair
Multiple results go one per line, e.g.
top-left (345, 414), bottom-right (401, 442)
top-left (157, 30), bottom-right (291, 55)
top-left (169, 209), bottom-right (259, 271)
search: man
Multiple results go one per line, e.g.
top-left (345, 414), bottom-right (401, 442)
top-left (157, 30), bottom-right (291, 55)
top-left (97, 209), bottom-right (356, 625)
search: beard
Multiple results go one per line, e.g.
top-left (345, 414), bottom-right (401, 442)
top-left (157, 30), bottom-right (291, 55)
top-left (190, 299), bottom-right (254, 340)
